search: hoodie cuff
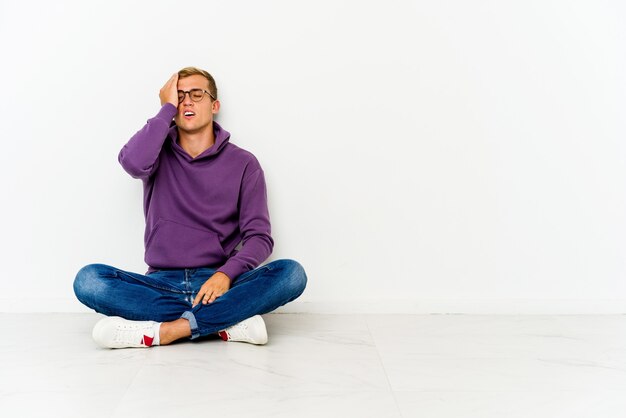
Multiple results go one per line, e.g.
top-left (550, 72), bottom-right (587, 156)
top-left (217, 260), bottom-right (245, 283)
top-left (155, 103), bottom-right (177, 123)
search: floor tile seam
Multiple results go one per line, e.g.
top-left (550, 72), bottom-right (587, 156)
top-left (363, 314), bottom-right (404, 417)
top-left (133, 389), bottom-right (407, 394)
top-left (366, 353), bottom-right (606, 358)
top-left (109, 357), bottom-right (150, 417)
top-left (390, 389), bottom-right (626, 393)
top-left (368, 355), bottom-right (626, 362)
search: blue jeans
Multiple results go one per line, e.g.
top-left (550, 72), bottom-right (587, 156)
top-left (73, 259), bottom-right (307, 339)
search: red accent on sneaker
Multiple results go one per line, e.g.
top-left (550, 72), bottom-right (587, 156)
top-left (142, 335), bottom-right (154, 346)
top-left (218, 331), bottom-right (229, 341)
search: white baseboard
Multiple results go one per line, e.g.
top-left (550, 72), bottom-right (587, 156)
top-left (273, 299), bottom-right (626, 314)
top-left (1, 298), bottom-right (625, 314)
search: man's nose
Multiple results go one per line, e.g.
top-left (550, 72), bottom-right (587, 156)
top-left (180, 91), bottom-right (195, 105)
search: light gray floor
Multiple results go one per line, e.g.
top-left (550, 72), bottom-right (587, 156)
top-left (1, 313), bottom-right (626, 417)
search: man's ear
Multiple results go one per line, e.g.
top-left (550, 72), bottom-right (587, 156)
top-left (212, 100), bottom-right (220, 115)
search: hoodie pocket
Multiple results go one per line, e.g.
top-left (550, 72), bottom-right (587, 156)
top-left (145, 219), bottom-right (227, 268)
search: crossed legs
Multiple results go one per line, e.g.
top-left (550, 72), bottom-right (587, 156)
top-left (74, 259), bottom-right (307, 347)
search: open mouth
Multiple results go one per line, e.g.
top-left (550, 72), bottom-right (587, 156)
top-left (183, 111), bottom-right (195, 118)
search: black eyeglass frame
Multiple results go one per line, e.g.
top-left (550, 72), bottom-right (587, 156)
top-left (177, 89), bottom-right (216, 103)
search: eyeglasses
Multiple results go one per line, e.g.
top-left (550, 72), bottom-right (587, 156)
top-left (177, 89), bottom-right (215, 103)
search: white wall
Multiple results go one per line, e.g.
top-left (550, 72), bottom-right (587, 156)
top-left (1, 0), bottom-right (625, 313)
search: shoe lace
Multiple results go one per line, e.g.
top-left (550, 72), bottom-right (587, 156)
top-left (226, 322), bottom-right (250, 340)
top-left (114, 324), bottom-right (151, 344)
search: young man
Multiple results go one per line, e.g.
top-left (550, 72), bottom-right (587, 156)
top-left (73, 67), bottom-right (307, 348)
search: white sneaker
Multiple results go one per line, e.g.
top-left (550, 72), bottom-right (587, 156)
top-left (218, 315), bottom-right (268, 345)
top-left (92, 316), bottom-right (157, 349)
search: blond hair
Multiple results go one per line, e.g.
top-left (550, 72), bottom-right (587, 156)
top-left (178, 66), bottom-right (218, 100)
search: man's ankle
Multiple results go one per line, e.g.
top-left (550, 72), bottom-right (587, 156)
top-left (160, 318), bottom-right (191, 345)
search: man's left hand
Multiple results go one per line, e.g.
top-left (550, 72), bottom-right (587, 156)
top-left (192, 272), bottom-right (231, 307)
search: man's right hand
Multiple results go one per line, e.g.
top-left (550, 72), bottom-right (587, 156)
top-left (159, 73), bottom-right (179, 108)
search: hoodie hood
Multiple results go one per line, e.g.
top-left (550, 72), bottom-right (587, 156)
top-left (168, 120), bottom-right (231, 161)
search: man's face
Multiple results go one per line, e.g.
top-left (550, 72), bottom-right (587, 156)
top-left (174, 74), bottom-right (220, 134)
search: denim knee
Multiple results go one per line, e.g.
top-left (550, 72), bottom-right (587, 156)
top-left (275, 259), bottom-right (307, 298)
top-left (73, 264), bottom-right (109, 306)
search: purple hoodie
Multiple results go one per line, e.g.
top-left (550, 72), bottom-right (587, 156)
top-left (118, 103), bottom-right (274, 280)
